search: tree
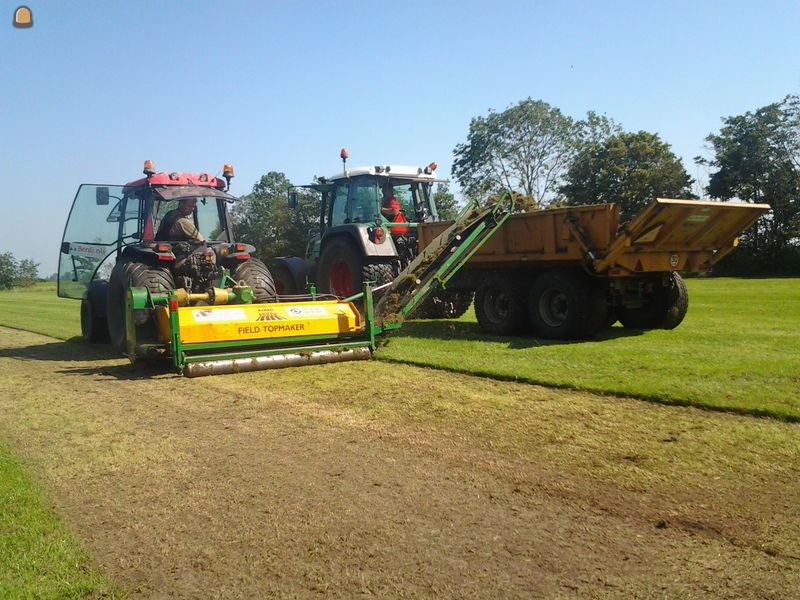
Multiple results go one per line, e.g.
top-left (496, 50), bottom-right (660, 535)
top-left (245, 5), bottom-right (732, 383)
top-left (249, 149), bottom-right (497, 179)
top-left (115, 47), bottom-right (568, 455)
top-left (432, 182), bottom-right (459, 220)
top-left (561, 131), bottom-right (695, 216)
top-left (15, 259), bottom-right (39, 287)
top-left (697, 96), bottom-right (800, 257)
top-left (0, 252), bottom-right (15, 289)
top-left (452, 99), bottom-right (583, 206)
top-left (230, 172), bottom-right (318, 261)
top-left (0, 252), bottom-right (40, 289)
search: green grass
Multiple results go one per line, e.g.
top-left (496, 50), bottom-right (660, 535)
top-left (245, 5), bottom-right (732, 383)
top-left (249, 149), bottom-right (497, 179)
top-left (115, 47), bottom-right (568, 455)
top-left (2, 279), bottom-right (798, 419)
top-left (378, 277), bottom-right (800, 421)
top-left (0, 283), bottom-right (80, 340)
top-left (0, 443), bottom-right (121, 599)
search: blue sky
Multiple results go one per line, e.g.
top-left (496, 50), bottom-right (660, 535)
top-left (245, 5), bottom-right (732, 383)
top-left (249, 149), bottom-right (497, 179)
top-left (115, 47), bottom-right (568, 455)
top-left (2, 0), bottom-right (799, 275)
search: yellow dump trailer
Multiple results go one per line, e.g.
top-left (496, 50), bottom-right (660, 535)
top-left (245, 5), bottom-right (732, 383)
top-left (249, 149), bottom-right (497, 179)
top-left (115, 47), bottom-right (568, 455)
top-left (417, 198), bottom-right (770, 340)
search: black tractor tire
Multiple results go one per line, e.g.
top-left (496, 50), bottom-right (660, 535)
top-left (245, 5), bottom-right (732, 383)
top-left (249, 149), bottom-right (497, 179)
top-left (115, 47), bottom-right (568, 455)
top-left (617, 272), bottom-right (688, 330)
top-left (527, 269), bottom-right (607, 340)
top-left (415, 289), bottom-right (475, 320)
top-left (317, 240), bottom-right (394, 297)
top-left (271, 262), bottom-right (297, 296)
top-left (474, 274), bottom-right (529, 335)
top-left (232, 258), bottom-right (277, 303)
top-left (107, 261), bottom-right (175, 356)
top-left (81, 280), bottom-right (110, 343)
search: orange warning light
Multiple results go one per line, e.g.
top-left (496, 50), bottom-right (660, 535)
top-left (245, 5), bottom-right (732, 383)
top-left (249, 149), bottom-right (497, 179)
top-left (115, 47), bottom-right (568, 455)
top-left (13, 6), bottom-right (33, 28)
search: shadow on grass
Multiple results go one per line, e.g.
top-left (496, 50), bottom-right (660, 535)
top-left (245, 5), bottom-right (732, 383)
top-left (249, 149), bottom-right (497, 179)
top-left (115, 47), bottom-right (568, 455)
top-left (0, 338), bottom-right (177, 380)
top-left (385, 320), bottom-right (644, 349)
top-left (56, 361), bottom-right (175, 380)
top-left (0, 339), bottom-right (114, 362)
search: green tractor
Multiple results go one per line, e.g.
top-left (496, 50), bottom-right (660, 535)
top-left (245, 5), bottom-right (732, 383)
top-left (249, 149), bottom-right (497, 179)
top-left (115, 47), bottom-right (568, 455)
top-left (273, 150), bottom-right (473, 318)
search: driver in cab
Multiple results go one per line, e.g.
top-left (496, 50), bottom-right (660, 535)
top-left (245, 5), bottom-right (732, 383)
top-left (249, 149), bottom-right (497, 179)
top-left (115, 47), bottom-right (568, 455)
top-left (155, 198), bottom-right (205, 242)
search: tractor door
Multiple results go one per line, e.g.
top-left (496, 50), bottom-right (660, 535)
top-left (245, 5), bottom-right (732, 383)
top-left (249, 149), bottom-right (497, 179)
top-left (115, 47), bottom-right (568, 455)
top-left (58, 184), bottom-right (142, 299)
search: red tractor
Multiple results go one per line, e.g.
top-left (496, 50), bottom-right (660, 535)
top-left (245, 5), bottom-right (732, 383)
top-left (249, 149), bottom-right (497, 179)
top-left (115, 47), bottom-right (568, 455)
top-left (58, 161), bottom-right (275, 357)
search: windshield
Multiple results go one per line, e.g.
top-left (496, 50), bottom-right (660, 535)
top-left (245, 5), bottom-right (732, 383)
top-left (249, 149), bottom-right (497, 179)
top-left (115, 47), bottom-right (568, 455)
top-left (153, 197), bottom-right (228, 242)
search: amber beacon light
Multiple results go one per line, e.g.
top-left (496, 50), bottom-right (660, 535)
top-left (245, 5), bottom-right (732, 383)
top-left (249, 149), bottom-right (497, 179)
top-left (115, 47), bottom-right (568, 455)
top-left (13, 6), bottom-right (33, 28)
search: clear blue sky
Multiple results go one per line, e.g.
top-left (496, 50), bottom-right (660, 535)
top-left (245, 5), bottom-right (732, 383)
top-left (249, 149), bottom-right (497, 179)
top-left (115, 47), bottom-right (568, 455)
top-left (2, 0), bottom-right (798, 275)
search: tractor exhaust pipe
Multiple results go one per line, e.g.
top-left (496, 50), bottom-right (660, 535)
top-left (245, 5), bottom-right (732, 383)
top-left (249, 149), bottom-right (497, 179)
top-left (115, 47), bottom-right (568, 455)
top-left (183, 346), bottom-right (372, 377)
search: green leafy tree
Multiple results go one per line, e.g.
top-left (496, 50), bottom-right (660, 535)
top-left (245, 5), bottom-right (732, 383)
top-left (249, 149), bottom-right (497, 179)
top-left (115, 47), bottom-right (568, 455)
top-left (15, 259), bottom-right (39, 287)
top-left (230, 172), bottom-right (318, 261)
top-left (432, 182), bottom-right (459, 220)
top-left (561, 131), bottom-right (695, 216)
top-left (453, 99), bottom-right (583, 206)
top-left (697, 96), bottom-right (800, 256)
top-left (0, 252), bottom-right (40, 289)
top-left (0, 252), bottom-right (15, 289)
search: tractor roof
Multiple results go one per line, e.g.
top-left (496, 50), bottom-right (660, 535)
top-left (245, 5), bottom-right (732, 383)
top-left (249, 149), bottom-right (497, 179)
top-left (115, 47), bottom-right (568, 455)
top-left (327, 165), bottom-right (440, 182)
top-left (125, 172), bottom-right (227, 189)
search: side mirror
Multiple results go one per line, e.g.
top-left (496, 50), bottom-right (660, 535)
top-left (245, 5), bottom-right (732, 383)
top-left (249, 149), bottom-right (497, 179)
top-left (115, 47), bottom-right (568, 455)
top-left (60, 242), bottom-right (71, 254)
top-left (288, 191), bottom-right (298, 209)
top-left (96, 187), bottom-right (110, 205)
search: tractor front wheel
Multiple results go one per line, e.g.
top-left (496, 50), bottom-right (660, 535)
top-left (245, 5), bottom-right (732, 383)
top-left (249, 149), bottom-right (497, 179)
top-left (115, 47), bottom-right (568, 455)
top-left (232, 258), bottom-right (276, 303)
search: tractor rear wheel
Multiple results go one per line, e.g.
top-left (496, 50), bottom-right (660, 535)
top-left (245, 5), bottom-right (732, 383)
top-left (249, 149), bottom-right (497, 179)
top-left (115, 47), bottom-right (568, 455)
top-left (527, 269), bottom-right (606, 340)
top-left (474, 274), bottom-right (529, 335)
top-left (617, 272), bottom-right (688, 330)
top-left (318, 240), bottom-right (393, 297)
top-left (232, 258), bottom-right (276, 303)
top-left (81, 280), bottom-right (110, 343)
top-left (107, 261), bottom-right (175, 357)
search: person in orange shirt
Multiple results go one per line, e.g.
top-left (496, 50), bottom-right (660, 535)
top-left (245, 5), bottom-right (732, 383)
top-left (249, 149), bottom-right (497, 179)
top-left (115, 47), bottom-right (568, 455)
top-left (380, 189), bottom-right (409, 235)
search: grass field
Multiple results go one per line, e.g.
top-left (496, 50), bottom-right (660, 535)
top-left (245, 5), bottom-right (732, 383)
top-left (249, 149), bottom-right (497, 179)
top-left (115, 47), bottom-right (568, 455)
top-left (0, 278), bottom-right (798, 598)
top-left (381, 277), bottom-right (800, 420)
top-left (0, 443), bottom-right (120, 599)
top-left (2, 278), bottom-right (798, 419)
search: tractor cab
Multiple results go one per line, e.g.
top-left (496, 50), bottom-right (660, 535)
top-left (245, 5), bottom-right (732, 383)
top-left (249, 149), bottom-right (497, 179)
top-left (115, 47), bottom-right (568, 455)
top-left (283, 152), bottom-right (445, 296)
top-left (58, 162), bottom-right (254, 301)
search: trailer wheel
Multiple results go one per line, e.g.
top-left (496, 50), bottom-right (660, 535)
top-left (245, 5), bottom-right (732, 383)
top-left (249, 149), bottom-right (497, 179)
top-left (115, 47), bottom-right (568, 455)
top-left (107, 261), bottom-right (175, 356)
top-left (232, 258), bottom-right (276, 303)
top-left (474, 274), bottom-right (529, 335)
top-left (527, 269), bottom-right (606, 340)
top-left (617, 272), bottom-right (688, 330)
top-left (81, 280), bottom-right (110, 343)
top-left (415, 290), bottom-right (474, 319)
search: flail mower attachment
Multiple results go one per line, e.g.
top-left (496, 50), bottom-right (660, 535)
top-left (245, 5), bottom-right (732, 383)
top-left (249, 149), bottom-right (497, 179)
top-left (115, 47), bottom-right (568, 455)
top-left (125, 280), bottom-right (376, 377)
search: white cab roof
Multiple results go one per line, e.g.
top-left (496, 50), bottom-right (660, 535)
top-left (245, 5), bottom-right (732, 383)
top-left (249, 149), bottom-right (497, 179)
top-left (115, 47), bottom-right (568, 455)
top-left (327, 165), bottom-right (438, 182)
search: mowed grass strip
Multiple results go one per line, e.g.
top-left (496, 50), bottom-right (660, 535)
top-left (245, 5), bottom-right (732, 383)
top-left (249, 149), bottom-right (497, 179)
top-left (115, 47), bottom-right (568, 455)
top-left (0, 443), bottom-right (121, 600)
top-left (379, 277), bottom-right (800, 420)
top-left (0, 283), bottom-right (79, 341)
top-left (1, 278), bottom-right (798, 419)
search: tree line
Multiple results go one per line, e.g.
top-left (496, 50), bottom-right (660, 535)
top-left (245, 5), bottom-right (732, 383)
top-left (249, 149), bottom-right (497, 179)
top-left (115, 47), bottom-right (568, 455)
top-left (0, 252), bottom-right (40, 289)
top-left (232, 96), bottom-right (798, 276)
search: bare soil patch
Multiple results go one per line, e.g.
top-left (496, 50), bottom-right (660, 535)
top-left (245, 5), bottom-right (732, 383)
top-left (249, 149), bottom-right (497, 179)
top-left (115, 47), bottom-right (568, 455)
top-left (0, 326), bottom-right (798, 598)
